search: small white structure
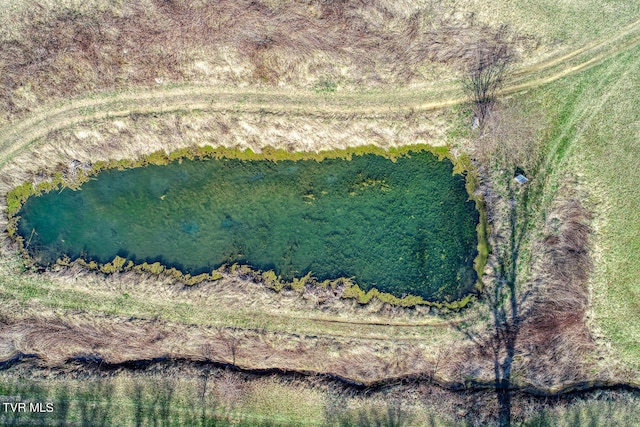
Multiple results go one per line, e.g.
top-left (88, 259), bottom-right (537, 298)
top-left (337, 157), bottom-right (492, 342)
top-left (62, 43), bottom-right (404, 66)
top-left (514, 174), bottom-right (528, 184)
top-left (471, 115), bottom-right (480, 129)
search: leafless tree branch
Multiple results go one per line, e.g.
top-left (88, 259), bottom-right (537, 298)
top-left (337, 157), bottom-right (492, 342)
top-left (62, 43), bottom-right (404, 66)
top-left (463, 26), bottom-right (514, 127)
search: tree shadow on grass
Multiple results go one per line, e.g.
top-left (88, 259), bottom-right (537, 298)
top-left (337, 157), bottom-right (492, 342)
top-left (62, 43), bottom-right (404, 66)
top-left (460, 181), bottom-right (534, 427)
top-left (324, 391), bottom-right (415, 427)
top-left (77, 380), bottom-right (115, 427)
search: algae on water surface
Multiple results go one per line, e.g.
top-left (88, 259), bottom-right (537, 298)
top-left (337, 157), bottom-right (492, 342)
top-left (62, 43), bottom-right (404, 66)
top-left (17, 151), bottom-right (480, 301)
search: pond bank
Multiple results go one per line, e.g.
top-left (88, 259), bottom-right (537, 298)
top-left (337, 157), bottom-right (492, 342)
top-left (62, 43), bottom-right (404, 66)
top-left (9, 144), bottom-right (488, 309)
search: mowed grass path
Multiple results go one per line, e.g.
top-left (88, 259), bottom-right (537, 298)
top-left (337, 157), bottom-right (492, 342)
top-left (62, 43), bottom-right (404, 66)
top-left (568, 48), bottom-right (640, 368)
top-left (525, 43), bottom-right (640, 369)
top-left (1, 17), bottom-right (640, 168)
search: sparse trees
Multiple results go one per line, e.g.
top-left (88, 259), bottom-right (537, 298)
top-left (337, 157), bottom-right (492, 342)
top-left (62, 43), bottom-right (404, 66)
top-left (463, 26), bottom-right (514, 128)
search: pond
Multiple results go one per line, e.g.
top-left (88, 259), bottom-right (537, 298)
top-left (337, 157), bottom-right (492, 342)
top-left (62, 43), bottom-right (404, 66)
top-left (16, 150), bottom-right (481, 301)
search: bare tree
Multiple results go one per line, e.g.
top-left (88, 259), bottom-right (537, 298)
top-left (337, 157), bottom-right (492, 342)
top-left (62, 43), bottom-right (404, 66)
top-left (464, 26), bottom-right (514, 128)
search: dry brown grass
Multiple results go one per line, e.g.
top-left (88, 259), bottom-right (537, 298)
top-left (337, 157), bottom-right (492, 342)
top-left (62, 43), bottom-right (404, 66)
top-left (444, 85), bottom-right (601, 394)
top-left (0, 107), bottom-right (449, 199)
top-left (455, 185), bottom-right (599, 390)
top-left (0, 310), bottom-right (460, 385)
top-left (0, 0), bottom-right (542, 124)
top-left (2, 3), bottom-right (640, 425)
top-left (519, 196), bottom-right (597, 387)
top-left (468, 97), bottom-right (546, 170)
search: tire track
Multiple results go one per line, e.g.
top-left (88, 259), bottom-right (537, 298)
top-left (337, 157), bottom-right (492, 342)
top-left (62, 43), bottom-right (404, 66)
top-left (1, 18), bottom-right (640, 168)
top-left (1, 19), bottom-right (640, 332)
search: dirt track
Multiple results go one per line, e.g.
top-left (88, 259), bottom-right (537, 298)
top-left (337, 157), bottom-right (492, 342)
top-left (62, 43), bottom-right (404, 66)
top-left (1, 18), bottom-right (639, 169)
top-left (1, 18), bottom-right (640, 391)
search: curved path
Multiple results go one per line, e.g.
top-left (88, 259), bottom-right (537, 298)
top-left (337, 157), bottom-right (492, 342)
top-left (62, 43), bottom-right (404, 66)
top-left (1, 18), bottom-right (640, 334)
top-left (2, 21), bottom-right (640, 395)
top-left (1, 18), bottom-right (640, 169)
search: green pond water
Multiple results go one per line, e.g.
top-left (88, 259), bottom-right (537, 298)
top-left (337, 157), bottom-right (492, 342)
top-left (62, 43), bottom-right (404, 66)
top-left (17, 151), bottom-right (480, 301)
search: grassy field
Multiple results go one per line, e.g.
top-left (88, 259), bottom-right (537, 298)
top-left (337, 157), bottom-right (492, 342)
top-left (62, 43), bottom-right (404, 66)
top-left (0, 0), bottom-right (638, 127)
top-left (472, 41), bottom-right (640, 374)
top-left (0, 369), bottom-right (410, 426)
top-left (1, 0), bottom-right (640, 425)
top-left (3, 368), bottom-right (640, 426)
top-left (536, 44), bottom-right (640, 370)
